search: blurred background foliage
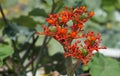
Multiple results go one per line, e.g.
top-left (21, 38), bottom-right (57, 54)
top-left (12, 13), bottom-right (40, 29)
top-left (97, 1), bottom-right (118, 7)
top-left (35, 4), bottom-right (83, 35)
top-left (0, 0), bottom-right (120, 76)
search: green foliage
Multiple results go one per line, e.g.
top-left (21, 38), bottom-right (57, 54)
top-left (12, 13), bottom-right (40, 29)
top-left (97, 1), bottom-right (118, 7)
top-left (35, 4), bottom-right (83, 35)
top-left (3, 23), bottom-right (35, 40)
top-left (101, 0), bottom-right (117, 12)
top-left (34, 44), bottom-right (66, 74)
top-left (43, 53), bottom-right (66, 74)
top-left (0, 44), bottom-right (13, 67)
top-left (48, 38), bottom-right (63, 56)
top-left (82, 65), bottom-right (89, 71)
top-left (115, 0), bottom-right (120, 10)
top-left (29, 8), bottom-right (48, 17)
top-left (88, 53), bottom-right (120, 76)
top-left (12, 16), bottom-right (38, 28)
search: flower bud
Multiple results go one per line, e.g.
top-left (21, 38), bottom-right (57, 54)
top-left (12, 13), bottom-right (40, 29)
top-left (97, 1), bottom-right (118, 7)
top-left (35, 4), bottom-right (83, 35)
top-left (80, 49), bottom-right (88, 57)
top-left (80, 13), bottom-right (88, 20)
top-left (49, 26), bottom-right (57, 32)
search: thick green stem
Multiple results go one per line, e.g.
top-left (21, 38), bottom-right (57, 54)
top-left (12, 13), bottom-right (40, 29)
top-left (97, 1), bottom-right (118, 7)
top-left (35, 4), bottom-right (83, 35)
top-left (71, 60), bottom-right (82, 74)
top-left (65, 56), bottom-right (74, 76)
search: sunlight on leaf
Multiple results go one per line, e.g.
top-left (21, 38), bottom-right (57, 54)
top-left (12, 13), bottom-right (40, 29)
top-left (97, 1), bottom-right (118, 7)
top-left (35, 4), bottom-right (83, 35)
top-left (0, 44), bottom-right (14, 67)
top-left (88, 53), bottom-right (120, 76)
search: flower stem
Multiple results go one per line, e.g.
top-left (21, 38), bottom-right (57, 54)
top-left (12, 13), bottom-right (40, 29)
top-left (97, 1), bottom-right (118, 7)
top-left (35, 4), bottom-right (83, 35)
top-left (71, 60), bottom-right (82, 74)
top-left (65, 56), bottom-right (74, 76)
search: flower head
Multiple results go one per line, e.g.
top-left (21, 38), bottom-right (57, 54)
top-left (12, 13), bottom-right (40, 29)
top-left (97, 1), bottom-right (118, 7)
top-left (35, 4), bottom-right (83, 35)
top-left (37, 6), bottom-right (105, 65)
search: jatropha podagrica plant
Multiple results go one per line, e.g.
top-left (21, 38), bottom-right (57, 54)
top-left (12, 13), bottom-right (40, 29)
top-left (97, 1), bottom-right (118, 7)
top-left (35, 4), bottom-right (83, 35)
top-left (37, 6), bottom-right (106, 75)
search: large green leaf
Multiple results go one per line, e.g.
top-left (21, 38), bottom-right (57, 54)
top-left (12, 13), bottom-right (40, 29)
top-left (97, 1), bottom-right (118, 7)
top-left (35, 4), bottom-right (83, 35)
top-left (88, 53), bottom-right (120, 76)
top-left (48, 38), bottom-right (64, 56)
top-left (12, 16), bottom-right (38, 28)
top-left (0, 44), bottom-right (14, 67)
top-left (29, 8), bottom-right (48, 17)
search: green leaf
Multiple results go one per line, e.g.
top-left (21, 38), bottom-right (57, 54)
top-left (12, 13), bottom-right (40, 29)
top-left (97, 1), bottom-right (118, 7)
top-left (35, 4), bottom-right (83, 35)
top-left (115, 1), bottom-right (120, 10)
top-left (48, 38), bottom-right (64, 56)
top-left (82, 65), bottom-right (89, 71)
top-left (12, 16), bottom-right (38, 28)
top-left (29, 8), bottom-right (48, 17)
top-left (101, 0), bottom-right (117, 6)
top-left (3, 23), bottom-right (35, 40)
top-left (101, 0), bottom-right (117, 12)
top-left (102, 6), bottom-right (115, 13)
top-left (88, 53), bottom-right (120, 76)
top-left (0, 44), bottom-right (14, 67)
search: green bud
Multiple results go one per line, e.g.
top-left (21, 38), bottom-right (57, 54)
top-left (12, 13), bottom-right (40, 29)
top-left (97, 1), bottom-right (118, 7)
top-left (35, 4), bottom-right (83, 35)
top-left (80, 49), bottom-right (88, 57)
top-left (80, 13), bottom-right (88, 20)
top-left (67, 29), bottom-right (71, 34)
top-left (49, 26), bottom-right (57, 32)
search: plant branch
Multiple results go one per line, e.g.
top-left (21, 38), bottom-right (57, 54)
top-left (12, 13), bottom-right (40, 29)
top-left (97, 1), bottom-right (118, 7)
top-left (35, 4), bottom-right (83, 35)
top-left (24, 56), bottom-right (36, 69)
top-left (0, 4), bottom-right (9, 26)
top-left (33, 36), bottom-right (48, 76)
top-left (71, 60), bottom-right (82, 74)
top-left (51, 0), bottom-right (56, 14)
top-left (22, 35), bottom-right (39, 63)
top-left (33, 0), bottom-right (56, 75)
top-left (65, 56), bottom-right (73, 76)
top-left (11, 40), bottom-right (27, 76)
top-left (46, 37), bottom-right (52, 45)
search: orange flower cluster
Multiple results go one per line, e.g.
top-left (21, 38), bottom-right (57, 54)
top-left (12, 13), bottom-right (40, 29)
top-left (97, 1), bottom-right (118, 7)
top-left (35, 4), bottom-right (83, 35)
top-left (37, 6), bottom-right (106, 65)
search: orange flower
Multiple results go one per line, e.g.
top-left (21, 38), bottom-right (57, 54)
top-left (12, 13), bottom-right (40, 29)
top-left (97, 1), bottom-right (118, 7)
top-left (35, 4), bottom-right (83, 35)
top-left (90, 36), bottom-right (96, 41)
top-left (37, 6), bottom-right (106, 65)
top-left (78, 23), bottom-right (83, 29)
top-left (70, 31), bottom-right (77, 38)
top-left (89, 11), bottom-right (94, 17)
top-left (60, 28), bottom-right (67, 34)
top-left (46, 14), bottom-right (59, 25)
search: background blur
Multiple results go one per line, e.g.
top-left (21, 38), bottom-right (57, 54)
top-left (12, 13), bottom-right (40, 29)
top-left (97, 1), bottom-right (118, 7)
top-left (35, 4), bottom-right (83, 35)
top-left (0, 0), bottom-right (120, 76)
